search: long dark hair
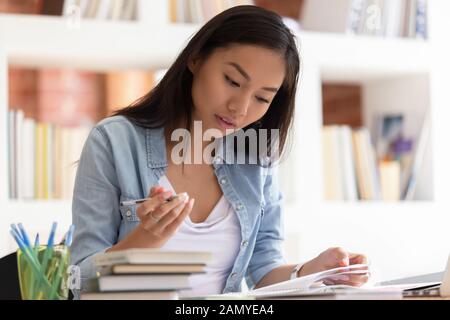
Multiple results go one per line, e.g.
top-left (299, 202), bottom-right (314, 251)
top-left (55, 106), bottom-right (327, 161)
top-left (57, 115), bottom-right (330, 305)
top-left (115, 5), bottom-right (300, 163)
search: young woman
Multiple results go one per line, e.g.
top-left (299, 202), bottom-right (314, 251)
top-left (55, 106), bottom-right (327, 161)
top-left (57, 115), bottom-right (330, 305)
top-left (71, 5), bottom-right (369, 297)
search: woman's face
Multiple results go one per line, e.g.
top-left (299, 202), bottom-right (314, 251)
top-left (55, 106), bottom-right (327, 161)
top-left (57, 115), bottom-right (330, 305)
top-left (189, 44), bottom-right (286, 136)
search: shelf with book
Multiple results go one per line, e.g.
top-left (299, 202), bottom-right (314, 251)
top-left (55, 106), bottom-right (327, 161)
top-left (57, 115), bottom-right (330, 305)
top-left (318, 73), bottom-right (432, 202)
top-left (0, 15), bottom-right (432, 77)
top-left (0, 0), bottom-right (431, 41)
top-left (168, 0), bottom-right (429, 41)
top-left (0, 0), bottom-right (163, 24)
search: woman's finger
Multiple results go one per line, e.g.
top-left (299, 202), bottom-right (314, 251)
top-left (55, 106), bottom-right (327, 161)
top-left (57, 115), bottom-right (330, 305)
top-left (154, 197), bottom-right (191, 232)
top-left (150, 193), bottom-right (189, 220)
top-left (163, 198), bottom-right (195, 236)
top-left (141, 194), bottom-right (188, 232)
top-left (325, 274), bottom-right (370, 287)
top-left (136, 191), bottom-right (173, 219)
top-left (149, 186), bottom-right (165, 198)
top-left (349, 253), bottom-right (368, 265)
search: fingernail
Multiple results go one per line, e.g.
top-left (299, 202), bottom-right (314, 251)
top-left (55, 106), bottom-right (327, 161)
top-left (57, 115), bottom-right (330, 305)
top-left (178, 193), bottom-right (188, 202)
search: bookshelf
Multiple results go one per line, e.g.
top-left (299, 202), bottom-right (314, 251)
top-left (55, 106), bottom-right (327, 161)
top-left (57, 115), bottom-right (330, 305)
top-left (1, 0), bottom-right (449, 282)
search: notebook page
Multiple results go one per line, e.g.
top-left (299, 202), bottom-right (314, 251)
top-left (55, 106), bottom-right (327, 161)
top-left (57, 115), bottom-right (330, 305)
top-left (249, 264), bottom-right (370, 294)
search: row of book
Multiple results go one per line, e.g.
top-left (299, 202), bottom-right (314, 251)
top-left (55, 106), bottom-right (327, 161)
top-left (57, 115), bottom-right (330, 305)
top-left (63, 0), bottom-right (139, 21)
top-left (8, 109), bottom-right (91, 200)
top-left (302, 0), bottom-right (428, 39)
top-left (81, 249), bottom-right (212, 300)
top-left (322, 117), bottom-right (430, 201)
top-left (0, 0), bottom-right (140, 21)
top-left (169, 0), bottom-right (254, 24)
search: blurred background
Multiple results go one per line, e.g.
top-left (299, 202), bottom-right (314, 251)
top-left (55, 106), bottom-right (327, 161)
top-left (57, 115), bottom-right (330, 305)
top-left (1, 0), bottom-right (449, 283)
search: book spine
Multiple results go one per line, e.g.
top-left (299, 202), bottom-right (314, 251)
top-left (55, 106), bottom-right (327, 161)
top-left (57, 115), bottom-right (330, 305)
top-left (415, 0), bottom-right (427, 39)
top-left (338, 126), bottom-right (358, 201)
top-left (8, 111), bottom-right (16, 199)
top-left (15, 109), bottom-right (24, 200)
top-left (347, 0), bottom-right (365, 34)
top-left (22, 118), bottom-right (36, 200)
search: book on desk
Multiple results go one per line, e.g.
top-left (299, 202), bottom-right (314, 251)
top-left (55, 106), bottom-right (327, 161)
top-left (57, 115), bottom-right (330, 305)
top-left (81, 249), bottom-right (212, 300)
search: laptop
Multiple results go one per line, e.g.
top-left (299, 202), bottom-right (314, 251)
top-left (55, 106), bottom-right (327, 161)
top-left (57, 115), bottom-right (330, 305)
top-left (381, 255), bottom-right (450, 298)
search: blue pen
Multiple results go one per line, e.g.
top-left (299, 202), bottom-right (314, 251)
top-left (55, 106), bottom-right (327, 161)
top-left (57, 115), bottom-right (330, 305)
top-left (30, 233), bottom-right (40, 299)
top-left (18, 223), bottom-right (32, 248)
top-left (10, 230), bottom-right (39, 268)
top-left (41, 222), bottom-right (57, 277)
top-left (47, 222), bottom-right (57, 248)
top-left (10, 228), bottom-right (28, 253)
top-left (65, 225), bottom-right (75, 247)
top-left (34, 233), bottom-right (40, 247)
top-left (33, 233), bottom-right (40, 258)
top-left (11, 224), bottom-right (23, 242)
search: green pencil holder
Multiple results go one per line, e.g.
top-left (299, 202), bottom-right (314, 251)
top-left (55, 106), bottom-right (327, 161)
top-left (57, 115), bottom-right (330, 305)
top-left (17, 245), bottom-right (70, 300)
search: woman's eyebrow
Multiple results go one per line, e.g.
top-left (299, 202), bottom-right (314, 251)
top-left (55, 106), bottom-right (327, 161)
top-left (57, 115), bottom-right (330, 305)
top-left (226, 62), bottom-right (279, 93)
top-left (227, 62), bottom-right (250, 80)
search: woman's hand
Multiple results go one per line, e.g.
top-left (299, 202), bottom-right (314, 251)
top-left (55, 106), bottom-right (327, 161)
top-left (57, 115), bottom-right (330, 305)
top-left (107, 186), bottom-right (194, 253)
top-left (135, 186), bottom-right (195, 248)
top-left (300, 247), bottom-right (370, 287)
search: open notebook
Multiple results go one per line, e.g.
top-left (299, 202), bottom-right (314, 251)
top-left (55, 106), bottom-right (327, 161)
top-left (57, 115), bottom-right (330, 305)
top-left (200, 264), bottom-right (405, 299)
top-left (240, 264), bottom-right (373, 299)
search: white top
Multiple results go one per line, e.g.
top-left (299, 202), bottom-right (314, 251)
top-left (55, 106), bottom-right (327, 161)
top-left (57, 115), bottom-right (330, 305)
top-left (158, 175), bottom-right (242, 297)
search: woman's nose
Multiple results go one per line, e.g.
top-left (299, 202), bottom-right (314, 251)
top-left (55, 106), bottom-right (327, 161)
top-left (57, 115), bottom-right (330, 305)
top-left (228, 92), bottom-right (252, 117)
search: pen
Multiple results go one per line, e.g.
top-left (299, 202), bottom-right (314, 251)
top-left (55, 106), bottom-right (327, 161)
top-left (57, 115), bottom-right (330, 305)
top-left (120, 194), bottom-right (179, 207)
top-left (66, 225), bottom-right (75, 247)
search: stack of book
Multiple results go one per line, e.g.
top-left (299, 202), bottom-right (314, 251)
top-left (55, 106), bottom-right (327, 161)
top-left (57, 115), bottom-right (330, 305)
top-left (81, 249), bottom-right (212, 300)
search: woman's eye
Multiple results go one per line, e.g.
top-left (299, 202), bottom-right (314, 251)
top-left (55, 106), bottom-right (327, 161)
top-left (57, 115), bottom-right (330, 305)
top-left (256, 96), bottom-right (270, 104)
top-left (225, 75), bottom-right (240, 88)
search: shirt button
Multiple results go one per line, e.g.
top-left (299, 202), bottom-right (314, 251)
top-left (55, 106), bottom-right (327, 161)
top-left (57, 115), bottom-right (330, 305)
top-left (241, 240), bottom-right (248, 247)
top-left (220, 178), bottom-right (227, 185)
top-left (230, 273), bottom-right (237, 280)
top-left (126, 210), bottom-right (132, 217)
top-left (236, 203), bottom-right (244, 211)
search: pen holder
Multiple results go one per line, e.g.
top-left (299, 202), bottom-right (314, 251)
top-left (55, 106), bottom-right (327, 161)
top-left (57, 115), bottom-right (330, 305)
top-left (17, 245), bottom-right (70, 300)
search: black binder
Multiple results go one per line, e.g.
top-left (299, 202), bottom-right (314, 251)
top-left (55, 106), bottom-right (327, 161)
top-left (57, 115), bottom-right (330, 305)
top-left (0, 252), bottom-right (21, 300)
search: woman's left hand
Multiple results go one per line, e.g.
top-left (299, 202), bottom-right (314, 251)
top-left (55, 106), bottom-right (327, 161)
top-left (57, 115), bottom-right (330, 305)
top-left (313, 247), bottom-right (370, 287)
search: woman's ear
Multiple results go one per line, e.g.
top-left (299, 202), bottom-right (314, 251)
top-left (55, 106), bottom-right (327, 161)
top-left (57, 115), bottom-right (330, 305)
top-left (188, 56), bottom-right (200, 74)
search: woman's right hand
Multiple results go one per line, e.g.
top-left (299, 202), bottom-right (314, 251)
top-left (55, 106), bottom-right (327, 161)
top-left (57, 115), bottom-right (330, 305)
top-left (107, 186), bottom-right (195, 252)
top-left (135, 186), bottom-right (194, 248)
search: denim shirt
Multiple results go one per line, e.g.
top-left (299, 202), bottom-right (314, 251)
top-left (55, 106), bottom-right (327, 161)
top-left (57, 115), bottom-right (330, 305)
top-left (70, 116), bottom-right (287, 294)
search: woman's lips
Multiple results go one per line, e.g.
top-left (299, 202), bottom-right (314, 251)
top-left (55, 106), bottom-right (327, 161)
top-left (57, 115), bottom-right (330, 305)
top-left (215, 114), bottom-right (236, 129)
